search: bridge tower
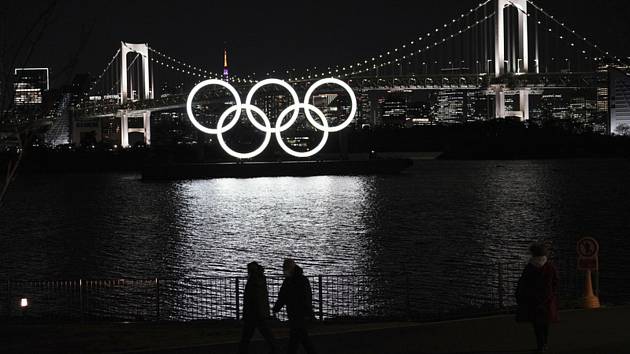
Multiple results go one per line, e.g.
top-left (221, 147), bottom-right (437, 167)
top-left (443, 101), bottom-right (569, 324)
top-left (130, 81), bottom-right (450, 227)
top-left (119, 110), bottom-right (151, 148)
top-left (119, 42), bottom-right (153, 147)
top-left (495, 0), bottom-right (528, 76)
top-left (120, 42), bottom-right (153, 104)
top-left (493, 0), bottom-right (530, 120)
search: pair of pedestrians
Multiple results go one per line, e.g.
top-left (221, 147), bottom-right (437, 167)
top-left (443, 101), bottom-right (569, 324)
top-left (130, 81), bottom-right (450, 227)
top-left (239, 259), bottom-right (316, 354)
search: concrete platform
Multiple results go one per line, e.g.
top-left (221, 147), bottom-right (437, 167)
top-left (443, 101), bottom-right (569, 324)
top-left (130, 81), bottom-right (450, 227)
top-left (2, 306), bottom-right (629, 353)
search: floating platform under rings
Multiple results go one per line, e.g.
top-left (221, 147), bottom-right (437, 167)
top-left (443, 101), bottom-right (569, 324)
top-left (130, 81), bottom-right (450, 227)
top-left (142, 158), bottom-right (413, 181)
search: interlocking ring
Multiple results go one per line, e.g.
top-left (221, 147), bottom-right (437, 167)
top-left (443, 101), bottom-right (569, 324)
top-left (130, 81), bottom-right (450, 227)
top-left (245, 79), bottom-right (300, 133)
top-left (216, 104), bottom-right (272, 160)
top-left (186, 79), bottom-right (241, 134)
top-left (303, 78), bottom-right (357, 133)
top-left (275, 103), bottom-right (329, 158)
top-left (186, 78), bottom-right (357, 159)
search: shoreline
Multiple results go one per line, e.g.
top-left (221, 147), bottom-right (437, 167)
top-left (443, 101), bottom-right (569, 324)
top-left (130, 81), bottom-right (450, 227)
top-left (1, 149), bottom-right (629, 175)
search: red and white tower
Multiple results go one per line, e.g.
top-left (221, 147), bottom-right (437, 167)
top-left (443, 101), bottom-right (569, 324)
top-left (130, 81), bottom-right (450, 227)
top-left (223, 48), bottom-right (229, 82)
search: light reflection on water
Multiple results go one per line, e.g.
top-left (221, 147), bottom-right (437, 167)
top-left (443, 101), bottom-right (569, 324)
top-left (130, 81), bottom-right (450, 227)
top-left (1, 159), bottom-right (630, 305)
top-left (171, 176), bottom-right (373, 277)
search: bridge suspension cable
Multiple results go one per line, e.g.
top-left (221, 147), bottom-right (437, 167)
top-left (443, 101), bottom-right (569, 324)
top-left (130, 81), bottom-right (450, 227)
top-left (88, 49), bottom-right (121, 95)
top-left (149, 47), bottom-right (221, 79)
top-left (526, 0), bottom-right (629, 67)
top-left (519, 0), bottom-right (628, 74)
top-left (266, 0), bottom-right (496, 81)
top-left (87, 0), bottom-right (630, 96)
top-left (258, 0), bottom-right (628, 81)
top-left (338, 12), bottom-right (498, 79)
top-left (148, 46), bottom-right (258, 83)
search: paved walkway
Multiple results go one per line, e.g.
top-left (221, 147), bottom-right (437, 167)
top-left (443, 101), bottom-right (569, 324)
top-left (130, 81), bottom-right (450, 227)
top-left (3, 306), bottom-right (629, 353)
top-left (134, 307), bottom-right (630, 354)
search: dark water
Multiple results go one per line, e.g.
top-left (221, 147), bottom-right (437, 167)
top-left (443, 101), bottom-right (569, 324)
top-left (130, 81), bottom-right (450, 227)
top-left (1, 159), bottom-right (630, 314)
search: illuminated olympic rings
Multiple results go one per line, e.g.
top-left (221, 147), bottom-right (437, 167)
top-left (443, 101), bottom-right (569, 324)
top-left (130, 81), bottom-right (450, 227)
top-left (186, 78), bottom-right (357, 159)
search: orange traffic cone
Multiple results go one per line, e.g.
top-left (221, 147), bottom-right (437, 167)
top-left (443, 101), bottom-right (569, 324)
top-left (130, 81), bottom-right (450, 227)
top-left (583, 270), bottom-right (600, 309)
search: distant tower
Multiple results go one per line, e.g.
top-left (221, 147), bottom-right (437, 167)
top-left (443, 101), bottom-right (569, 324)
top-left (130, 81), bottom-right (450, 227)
top-left (223, 48), bottom-right (229, 82)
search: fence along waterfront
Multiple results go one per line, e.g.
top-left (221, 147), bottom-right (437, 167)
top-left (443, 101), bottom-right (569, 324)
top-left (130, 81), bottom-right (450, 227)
top-left (1, 262), bottom-right (582, 322)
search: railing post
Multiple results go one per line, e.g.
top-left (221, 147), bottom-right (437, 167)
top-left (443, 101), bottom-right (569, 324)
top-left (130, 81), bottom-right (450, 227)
top-left (318, 275), bottom-right (323, 321)
top-left (155, 278), bottom-right (160, 321)
top-left (405, 271), bottom-right (411, 319)
top-left (6, 279), bottom-right (11, 318)
top-left (498, 263), bottom-right (505, 309)
top-left (235, 277), bottom-right (240, 321)
top-left (79, 279), bottom-right (84, 320)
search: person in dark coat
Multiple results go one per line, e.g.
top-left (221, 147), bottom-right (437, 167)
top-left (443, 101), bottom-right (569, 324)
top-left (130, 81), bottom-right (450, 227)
top-left (272, 259), bottom-right (316, 354)
top-left (239, 262), bottom-right (277, 354)
top-left (516, 242), bottom-right (560, 353)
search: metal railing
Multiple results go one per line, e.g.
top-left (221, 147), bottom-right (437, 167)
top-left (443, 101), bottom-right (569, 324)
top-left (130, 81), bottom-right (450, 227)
top-left (0, 261), bottom-right (597, 322)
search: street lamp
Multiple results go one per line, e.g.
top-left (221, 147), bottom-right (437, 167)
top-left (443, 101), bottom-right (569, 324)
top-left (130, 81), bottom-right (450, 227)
top-left (20, 297), bottom-right (28, 317)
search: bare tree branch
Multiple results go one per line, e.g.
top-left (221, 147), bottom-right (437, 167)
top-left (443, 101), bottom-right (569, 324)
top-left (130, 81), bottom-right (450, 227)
top-left (0, 1), bottom-right (94, 209)
top-left (0, 1), bottom-right (57, 122)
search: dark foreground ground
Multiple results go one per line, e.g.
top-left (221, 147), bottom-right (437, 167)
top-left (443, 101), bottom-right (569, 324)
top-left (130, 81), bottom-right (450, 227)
top-left (2, 306), bottom-right (629, 354)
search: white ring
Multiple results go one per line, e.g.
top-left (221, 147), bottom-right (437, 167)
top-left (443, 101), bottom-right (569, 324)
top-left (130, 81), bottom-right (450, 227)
top-left (216, 104), bottom-right (272, 160)
top-left (186, 79), bottom-right (242, 134)
top-left (245, 79), bottom-right (301, 133)
top-left (303, 78), bottom-right (357, 133)
top-left (275, 103), bottom-right (329, 158)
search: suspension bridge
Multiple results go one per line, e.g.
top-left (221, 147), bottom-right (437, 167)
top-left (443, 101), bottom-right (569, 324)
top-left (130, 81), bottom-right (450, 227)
top-left (49, 0), bottom-right (630, 148)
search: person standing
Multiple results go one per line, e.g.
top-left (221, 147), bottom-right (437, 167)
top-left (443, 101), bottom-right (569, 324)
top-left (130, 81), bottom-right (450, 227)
top-left (272, 259), bottom-right (317, 354)
top-left (239, 261), bottom-right (277, 354)
top-left (516, 242), bottom-right (560, 353)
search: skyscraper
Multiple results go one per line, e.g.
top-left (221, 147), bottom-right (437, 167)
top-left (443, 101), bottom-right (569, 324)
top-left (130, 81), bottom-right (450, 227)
top-left (14, 68), bottom-right (49, 106)
top-left (5, 68), bottom-right (51, 127)
top-left (434, 90), bottom-right (465, 124)
top-left (381, 91), bottom-right (407, 127)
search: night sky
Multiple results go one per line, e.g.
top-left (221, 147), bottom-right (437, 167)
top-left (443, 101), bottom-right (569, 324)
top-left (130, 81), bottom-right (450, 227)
top-left (3, 0), bottom-right (630, 88)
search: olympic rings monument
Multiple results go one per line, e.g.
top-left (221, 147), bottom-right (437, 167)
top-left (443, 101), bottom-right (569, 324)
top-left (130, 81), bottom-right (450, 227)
top-left (142, 78), bottom-right (413, 180)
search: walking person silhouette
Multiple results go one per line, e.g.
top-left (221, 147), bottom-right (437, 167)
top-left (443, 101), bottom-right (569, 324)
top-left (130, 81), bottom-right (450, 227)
top-left (238, 261), bottom-right (277, 354)
top-left (273, 259), bottom-right (317, 354)
top-left (516, 242), bottom-right (560, 353)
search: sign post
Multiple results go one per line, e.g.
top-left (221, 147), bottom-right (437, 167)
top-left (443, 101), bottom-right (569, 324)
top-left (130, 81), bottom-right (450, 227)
top-left (577, 237), bottom-right (600, 309)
